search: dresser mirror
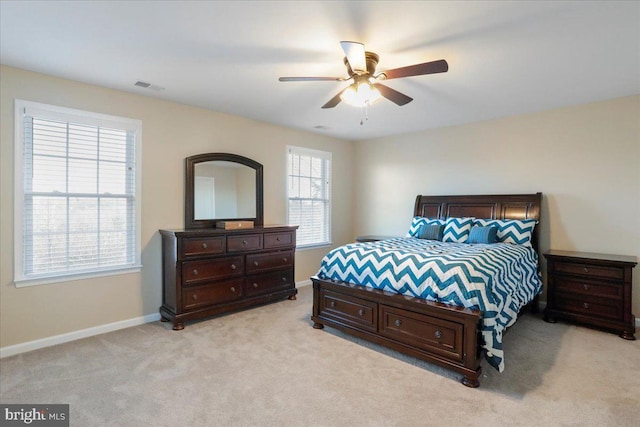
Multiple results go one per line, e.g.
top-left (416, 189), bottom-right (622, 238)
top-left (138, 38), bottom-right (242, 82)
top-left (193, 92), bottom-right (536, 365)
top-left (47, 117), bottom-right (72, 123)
top-left (185, 153), bottom-right (264, 229)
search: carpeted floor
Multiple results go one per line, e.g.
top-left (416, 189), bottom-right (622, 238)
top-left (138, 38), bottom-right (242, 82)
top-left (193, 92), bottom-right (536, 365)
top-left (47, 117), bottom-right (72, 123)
top-left (1, 285), bottom-right (639, 427)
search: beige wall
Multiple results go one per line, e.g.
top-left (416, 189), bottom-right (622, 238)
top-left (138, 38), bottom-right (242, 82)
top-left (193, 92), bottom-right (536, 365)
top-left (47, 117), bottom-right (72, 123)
top-left (0, 65), bottom-right (354, 348)
top-left (353, 95), bottom-right (640, 314)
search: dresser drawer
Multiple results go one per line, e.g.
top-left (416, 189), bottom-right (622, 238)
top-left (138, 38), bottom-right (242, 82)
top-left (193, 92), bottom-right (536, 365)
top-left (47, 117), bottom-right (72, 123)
top-left (227, 234), bottom-right (263, 252)
top-left (181, 237), bottom-right (226, 257)
top-left (246, 250), bottom-right (293, 274)
top-left (555, 277), bottom-right (622, 300)
top-left (555, 295), bottom-right (623, 321)
top-left (379, 305), bottom-right (464, 362)
top-left (318, 290), bottom-right (377, 332)
top-left (182, 256), bottom-right (244, 285)
top-left (264, 231), bottom-right (295, 249)
top-left (182, 279), bottom-right (243, 309)
top-left (245, 270), bottom-right (294, 297)
top-left (554, 261), bottom-right (624, 281)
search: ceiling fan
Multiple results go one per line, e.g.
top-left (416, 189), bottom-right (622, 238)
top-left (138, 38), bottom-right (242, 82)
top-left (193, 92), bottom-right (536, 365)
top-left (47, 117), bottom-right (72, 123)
top-left (279, 41), bottom-right (448, 109)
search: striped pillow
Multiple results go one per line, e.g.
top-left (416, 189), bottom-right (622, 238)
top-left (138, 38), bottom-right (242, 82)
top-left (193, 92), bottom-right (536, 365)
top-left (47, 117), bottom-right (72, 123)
top-left (417, 224), bottom-right (445, 241)
top-left (406, 217), bottom-right (444, 237)
top-left (442, 217), bottom-right (475, 243)
top-left (467, 226), bottom-right (498, 244)
top-left (474, 218), bottom-right (537, 246)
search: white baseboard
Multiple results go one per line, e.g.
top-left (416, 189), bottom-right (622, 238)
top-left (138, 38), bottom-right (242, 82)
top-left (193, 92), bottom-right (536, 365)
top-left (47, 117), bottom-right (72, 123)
top-left (296, 279), bottom-right (312, 288)
top-left (0, 312), bottom-right (161, 359)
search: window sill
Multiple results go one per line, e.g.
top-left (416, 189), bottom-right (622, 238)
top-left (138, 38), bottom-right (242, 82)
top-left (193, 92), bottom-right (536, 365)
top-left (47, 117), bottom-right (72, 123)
top-left (14, 265), bottom-right (143, 288)
top-left (296, 242), bottom-right (333, 252)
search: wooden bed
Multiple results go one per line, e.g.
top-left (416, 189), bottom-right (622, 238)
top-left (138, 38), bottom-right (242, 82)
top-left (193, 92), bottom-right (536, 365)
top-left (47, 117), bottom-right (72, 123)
top-left (310, 193), bottom-right (542, 387)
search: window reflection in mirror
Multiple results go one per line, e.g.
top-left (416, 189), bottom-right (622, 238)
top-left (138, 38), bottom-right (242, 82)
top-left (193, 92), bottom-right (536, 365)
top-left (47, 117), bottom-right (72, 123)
top-left (194, 161), bottom-right (256, 220)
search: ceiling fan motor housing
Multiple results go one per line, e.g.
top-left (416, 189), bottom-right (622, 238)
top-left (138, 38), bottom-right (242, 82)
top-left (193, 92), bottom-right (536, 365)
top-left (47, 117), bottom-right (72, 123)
top-left (343, 51), bottom-right (379, 77)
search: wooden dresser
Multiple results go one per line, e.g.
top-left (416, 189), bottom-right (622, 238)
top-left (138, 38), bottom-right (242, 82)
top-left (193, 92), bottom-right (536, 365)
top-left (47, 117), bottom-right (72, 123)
top-left (544, 250), bottom-right (637, 340)
top-left (160, 225), bottom-right (298, 330)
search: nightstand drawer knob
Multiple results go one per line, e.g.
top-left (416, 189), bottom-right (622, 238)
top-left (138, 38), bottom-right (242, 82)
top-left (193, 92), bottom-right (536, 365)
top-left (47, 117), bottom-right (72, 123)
top-left (193, 269), bottom-right (198, 275)
top-left (395, 319), bottom-right (402, 327)
top-left (583, 284), bottom-right (590, 290)
top-left (230, 287), bottom-right (236, 293)
top-left (253, 282), bottom-right (258, 288)
top-left (202, 242), bottom-right (207, 249)
top-left (583, 302), bottom-right (590, 309)
top-left (435, 330), bottom-right (442, 339)
top-left (330, 301), bottom-right (337, 308)
top-left (192, 294), bottom-right (198, 300)
top-left (358, 309), bottom-right (365, 316)
top-left (584, 267), bottom-right (589, 273)
top-left (231, 264), bottom-right (237, 270)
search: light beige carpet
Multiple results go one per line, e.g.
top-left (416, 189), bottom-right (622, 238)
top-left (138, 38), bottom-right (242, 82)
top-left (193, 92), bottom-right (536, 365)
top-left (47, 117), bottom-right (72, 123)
top-left (1, 285), bottom-right (639, 427)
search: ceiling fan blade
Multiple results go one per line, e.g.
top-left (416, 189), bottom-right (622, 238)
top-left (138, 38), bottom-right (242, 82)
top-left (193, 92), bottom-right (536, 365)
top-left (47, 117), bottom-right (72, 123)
top-left (381, 59), bottom-right (449, 80)
top-left (321, 88), bottom-right (348, 109)
top-left (340, 41), bottom-right (367, 73)
top-left (375, 83), bottom-right (413, 106)
top-left (279, 76), bottom-right (344, 82)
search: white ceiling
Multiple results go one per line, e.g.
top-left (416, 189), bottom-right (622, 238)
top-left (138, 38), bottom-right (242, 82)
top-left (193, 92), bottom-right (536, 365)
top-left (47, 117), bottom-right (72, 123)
top-left (1, 1), bottom-right (639, 141)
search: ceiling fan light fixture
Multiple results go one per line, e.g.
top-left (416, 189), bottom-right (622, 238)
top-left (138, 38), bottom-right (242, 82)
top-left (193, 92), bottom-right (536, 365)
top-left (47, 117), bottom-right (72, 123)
top-left (340, 82), bottom-right (381, 107)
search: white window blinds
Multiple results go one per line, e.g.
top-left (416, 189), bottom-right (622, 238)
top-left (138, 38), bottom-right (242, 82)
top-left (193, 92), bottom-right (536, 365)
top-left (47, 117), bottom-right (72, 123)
top-left (15, 100), bottom-right (142, 286)
top-left (287, 146), bottom-right (331, 248)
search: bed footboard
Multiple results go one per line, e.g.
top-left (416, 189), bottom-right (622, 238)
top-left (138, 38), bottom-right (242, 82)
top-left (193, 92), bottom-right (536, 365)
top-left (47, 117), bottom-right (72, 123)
top-left (311, 276), bottom-right (484, 387)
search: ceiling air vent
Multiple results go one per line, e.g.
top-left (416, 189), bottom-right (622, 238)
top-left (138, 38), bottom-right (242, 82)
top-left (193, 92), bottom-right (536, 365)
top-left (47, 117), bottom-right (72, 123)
top-left (134, 81), bottom-right (165, 92)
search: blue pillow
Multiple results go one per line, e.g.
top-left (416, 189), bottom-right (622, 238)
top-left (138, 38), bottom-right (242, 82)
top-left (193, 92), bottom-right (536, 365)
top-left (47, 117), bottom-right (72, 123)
top-left (467, 226), bottom-right (498, 244)
top-left (406, 217), bottom-right (444, 237)
top-left (417, 224), bottom-right (445, 241)
top-left (442, 217), bottom-right (475, 243)
top-left (474, 218), bottom-right (537, 246)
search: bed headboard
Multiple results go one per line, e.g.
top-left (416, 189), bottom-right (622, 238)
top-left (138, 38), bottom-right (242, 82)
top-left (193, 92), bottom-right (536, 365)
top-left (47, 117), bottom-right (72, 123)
top-left (413, 193), bottom-right (542, 252)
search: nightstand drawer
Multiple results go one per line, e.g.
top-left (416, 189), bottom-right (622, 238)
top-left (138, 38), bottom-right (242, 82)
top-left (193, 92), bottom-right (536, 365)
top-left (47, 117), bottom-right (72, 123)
top-left (555, 295), bottom-right (623, 321)
top-left (554, 262), bottom-right (624, 281)
top-left (555, 277), bottom-right (623, 300)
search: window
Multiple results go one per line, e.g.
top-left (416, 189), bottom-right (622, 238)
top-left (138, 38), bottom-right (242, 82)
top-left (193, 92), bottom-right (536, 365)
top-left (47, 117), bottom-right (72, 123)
top-left (14, 100), bottom-right (142, 286)
top-left (287, 146), bottom-right (331, 248)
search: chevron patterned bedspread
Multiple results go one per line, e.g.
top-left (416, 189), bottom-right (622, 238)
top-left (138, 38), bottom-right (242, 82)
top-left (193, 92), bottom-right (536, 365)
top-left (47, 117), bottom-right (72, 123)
top-left (317, 237), bottom-right (542, 372)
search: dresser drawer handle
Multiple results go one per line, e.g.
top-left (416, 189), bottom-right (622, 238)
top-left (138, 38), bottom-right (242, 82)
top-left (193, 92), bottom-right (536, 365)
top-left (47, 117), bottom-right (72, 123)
top-left (276, 237), bottom-right (281, 241)
top-left (231, 264), bottom-right (237, 270)
top-left (583, 267), bottom-right (589, 273)
top-left (583, 284), bottom-right (590, 291)
top-left (281, 276), bottom-right (287, 282)
top-left (192, 269), bottom-right (198, 276)
top-left (242, 240), bottom-right (247, 245)
top-left (435, 330), bottom-right (442, 339)
top-left (202, 242), bottom-right (208, 249)
top-left (192, 294), bottom-right (198, 300)
top-left (230, 286), bottom-right (236, 293)
top-left (283, 257), bottom-right (288, 263)
top-left (254, 261), bottom-right (259, 267)
top-left (252, 282), bottom-right (258, 288)
top-left (330, 301), bottom-right (337, 308)
top-left (395, 319), bottom-right (402, 327)
top-left (583, 302), bottom-right (590, 309)
top-left (358, 309), bottom-right (365, 316)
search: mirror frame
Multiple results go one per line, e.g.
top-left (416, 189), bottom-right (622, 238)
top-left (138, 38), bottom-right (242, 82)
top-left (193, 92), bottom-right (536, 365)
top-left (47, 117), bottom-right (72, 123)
top-left (185, 153), bottom-right (264, 229)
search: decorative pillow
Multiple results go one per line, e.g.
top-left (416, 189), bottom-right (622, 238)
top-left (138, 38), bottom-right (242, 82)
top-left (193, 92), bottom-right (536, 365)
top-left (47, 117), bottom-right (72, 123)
top-left (406, 217), bottom-right (444, 237)
top-left (467, 226), bottom-right (498, 244)
top-left (417, 224), bottom-right (445, 241)
top-left (442, 217), bottom-right (475, 243)
top-left (474, 218), bottom-right (537, 246)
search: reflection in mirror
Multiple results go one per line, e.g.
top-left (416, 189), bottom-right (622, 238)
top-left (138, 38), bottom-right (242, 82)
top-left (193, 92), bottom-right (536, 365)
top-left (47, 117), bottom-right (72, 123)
top-left (185, 153), bottom-right (263, 229)
top-left (194, 161), bottom-right (256, 219)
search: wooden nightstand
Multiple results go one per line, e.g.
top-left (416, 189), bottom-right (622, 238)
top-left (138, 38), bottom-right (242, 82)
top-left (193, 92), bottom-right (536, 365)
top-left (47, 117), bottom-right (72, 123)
top-left (544, 250), bottom-right (637, 340)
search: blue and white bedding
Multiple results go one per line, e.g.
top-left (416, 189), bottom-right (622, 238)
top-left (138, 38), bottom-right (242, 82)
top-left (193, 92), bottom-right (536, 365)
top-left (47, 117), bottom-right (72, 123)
top-left (317, 237), bottom-right (543, 372)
